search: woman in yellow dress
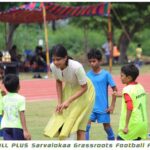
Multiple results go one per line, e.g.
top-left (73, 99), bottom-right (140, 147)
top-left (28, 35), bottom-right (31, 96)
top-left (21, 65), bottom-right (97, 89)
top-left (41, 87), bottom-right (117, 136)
top-left (44, 44), bottom-right (95, 140)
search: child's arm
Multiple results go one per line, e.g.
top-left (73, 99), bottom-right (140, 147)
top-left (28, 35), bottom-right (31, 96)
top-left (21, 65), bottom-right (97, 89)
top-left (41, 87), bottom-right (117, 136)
top-left (107, 86), bottom-right (117, 113)
top-left (112, 91), bottom-right (122, 97)
top-left (123, 109), bottom-right (132, 134)
top-left (123, 93), bottom-right (133, 134)
top-left (20, 111), bottom-right (31, 140)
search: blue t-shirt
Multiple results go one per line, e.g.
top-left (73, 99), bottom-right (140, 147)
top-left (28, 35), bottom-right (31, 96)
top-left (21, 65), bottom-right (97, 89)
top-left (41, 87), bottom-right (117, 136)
top-left (87, 69), bottom-right (116, 113)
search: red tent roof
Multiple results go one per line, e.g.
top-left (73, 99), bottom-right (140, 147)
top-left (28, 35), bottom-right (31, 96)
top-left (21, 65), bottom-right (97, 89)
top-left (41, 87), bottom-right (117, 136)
top-left (0, 2), bottom-right (110, 23)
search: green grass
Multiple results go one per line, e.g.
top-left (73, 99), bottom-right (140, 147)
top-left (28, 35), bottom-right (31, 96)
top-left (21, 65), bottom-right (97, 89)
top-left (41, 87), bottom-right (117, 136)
top-left (24, 93), bottom-right (150, 140)
top-left (26, 100), bottom-right (56, 140)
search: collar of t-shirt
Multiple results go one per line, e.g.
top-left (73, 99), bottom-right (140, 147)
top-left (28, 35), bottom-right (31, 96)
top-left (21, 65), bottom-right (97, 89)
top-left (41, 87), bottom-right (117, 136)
top-left (127, 81), bottom-right (137, 85)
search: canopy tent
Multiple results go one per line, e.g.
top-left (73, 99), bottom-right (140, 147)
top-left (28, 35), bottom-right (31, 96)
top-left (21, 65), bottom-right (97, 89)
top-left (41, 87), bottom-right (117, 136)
top-left (0, 2), bottom-right (112, 73)
top-left (0, 2), bottom-right (110, 23)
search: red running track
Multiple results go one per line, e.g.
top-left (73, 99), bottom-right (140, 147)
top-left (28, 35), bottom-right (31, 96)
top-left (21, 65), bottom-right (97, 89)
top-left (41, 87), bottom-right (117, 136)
top-left (1, 74), bottom-right (150, 101)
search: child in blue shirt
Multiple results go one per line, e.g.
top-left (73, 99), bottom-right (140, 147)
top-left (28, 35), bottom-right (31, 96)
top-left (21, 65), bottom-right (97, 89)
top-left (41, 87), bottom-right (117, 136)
top-left (86, 48), bottom-right (117, 140)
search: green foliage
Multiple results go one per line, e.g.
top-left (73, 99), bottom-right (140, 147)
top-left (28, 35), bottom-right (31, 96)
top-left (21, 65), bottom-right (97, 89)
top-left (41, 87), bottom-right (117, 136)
top-left (0, 22), bottom-right (150, 56)
top-left (0, 2), bottom-right (23, 11)
top-left (0, 23), bottom-right (5, 50)
top-left (47, 25), bottom-right (105, 56)
top-left (11, 24), bottom-right (43, 53)
top-left (48, 25), bottom-right (84, 55)
top-left (0, 2), bottom-right (150, 57)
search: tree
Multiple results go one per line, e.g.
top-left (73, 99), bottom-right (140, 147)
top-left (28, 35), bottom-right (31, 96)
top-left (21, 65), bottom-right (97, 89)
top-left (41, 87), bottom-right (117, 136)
top-left (6, 23), bottom-right (19, 50)
top-left (0, 2), bottom-right (21, 50)
top-left (69, 2), bottom-right (150, 63)
top-left (69, 2), bottom-right (107, 52)
top-left (111, 3), bottom-right (150, 63)
top-left (71, 16), bottom-right (108, 52)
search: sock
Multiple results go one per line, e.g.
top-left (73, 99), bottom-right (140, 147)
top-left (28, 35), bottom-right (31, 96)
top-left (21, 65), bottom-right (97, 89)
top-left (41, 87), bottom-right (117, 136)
top-left (85, 124), bottom-right (91, 140)
top-left (105, 127), bottom-right (115, 140)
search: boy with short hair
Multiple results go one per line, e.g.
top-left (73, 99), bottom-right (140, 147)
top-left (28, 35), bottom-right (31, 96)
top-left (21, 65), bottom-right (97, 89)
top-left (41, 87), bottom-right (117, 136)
top-left (86, 49), bottom-right (117, 140)
top-left (1, 74), bottom-right (31, 140)
top-left (116, 64), bottom-right (148, 140)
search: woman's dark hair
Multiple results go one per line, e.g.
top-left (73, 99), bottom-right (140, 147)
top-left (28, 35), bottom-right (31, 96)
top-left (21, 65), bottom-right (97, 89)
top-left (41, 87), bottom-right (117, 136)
top-left (121, 63), bottom-right (139, 81)
top-left (51, 44), bottom-right (68, 58)
top-left (3, 74), bottom-right (19, 93)
top-left (51, 44), bottom-right (73, 65)
top-left (87, 48), bottom-right (102, 61)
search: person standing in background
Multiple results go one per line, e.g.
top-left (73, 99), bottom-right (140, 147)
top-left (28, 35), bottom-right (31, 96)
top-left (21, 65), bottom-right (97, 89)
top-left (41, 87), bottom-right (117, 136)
top-left (135, 44), bottom-right (143, 68)
top-left (102, 38), bottom-right (111, 65)
top-left (113, 44), bottom-right (120, 64)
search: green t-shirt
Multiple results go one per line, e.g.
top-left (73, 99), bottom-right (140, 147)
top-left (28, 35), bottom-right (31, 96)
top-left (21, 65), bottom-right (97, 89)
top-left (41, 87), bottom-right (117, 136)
top-left (0, 90), bottom-right (3, 115)
top-left (118, 83), bottom-right (148, 140)
top-left (1, 93), bottom-right (25, 129)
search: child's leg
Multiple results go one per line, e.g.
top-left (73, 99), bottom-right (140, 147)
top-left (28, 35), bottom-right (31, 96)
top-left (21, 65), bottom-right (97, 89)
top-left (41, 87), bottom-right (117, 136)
top-left (85, 121), bottom-right (92, 140)
top-left (85, 112), bottom-right (96, 140)
top-left (103, 123), bottom-right (115, 140)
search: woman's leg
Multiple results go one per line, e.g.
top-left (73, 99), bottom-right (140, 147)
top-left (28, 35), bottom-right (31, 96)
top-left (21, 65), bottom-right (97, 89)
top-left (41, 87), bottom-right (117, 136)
top-left (77, 130), bottom-right (85, 140)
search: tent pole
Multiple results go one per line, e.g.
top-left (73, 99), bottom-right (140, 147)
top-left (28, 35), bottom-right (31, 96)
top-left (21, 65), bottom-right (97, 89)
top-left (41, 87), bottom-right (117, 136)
top-left (42, 3), bottom-right (50, 78)
top-left (108, 3), bottom-right (113, 73)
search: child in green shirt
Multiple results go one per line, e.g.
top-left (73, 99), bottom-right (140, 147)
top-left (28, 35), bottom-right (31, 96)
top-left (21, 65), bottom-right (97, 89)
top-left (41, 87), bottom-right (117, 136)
top-left (1, 74), bottom-right (31, 140)
top-left (115, 64), bottom-right (148, 140)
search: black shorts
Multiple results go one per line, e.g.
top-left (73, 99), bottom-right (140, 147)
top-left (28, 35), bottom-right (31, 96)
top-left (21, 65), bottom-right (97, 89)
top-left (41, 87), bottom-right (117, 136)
top-left (3, 128), bottom-right (25, 140)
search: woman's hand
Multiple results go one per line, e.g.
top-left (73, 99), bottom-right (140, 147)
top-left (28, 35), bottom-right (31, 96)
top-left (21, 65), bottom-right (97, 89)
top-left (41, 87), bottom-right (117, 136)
top-left (55, 104), bottom-right (62, 113)
top-left (59, 101), bottom-right (71, 112)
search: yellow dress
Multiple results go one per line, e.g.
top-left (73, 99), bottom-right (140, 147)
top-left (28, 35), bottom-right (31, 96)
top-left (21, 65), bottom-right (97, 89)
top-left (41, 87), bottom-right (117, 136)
top-left (44, 60), bottom-right (95, 140)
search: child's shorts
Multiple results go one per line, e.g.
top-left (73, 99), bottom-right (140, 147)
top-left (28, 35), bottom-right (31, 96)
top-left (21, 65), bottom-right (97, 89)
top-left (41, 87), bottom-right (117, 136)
top-left (0, 115), bottom-right (3, 137)
top-left (3, 128), bottom-right (25, 140)
top-left (90, 112), bottom-right (110, 123)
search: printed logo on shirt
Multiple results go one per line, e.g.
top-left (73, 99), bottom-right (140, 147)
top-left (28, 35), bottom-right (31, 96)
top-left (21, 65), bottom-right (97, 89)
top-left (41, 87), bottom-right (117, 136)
top-left (136, 93), bottom-right (146, 99)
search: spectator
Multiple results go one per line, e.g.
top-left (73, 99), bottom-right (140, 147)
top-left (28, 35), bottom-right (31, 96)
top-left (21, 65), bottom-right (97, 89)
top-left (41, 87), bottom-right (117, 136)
top-left (9, 45), bottom-right (18, 62)
top-left (135, 44), bottom-right (142, 68)
top-left (102, 39), bottom-right (111, 65)
top-left (113, 44), bottom-right (120, 64)
top-left (30, 46), bottom-right (47, 78)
